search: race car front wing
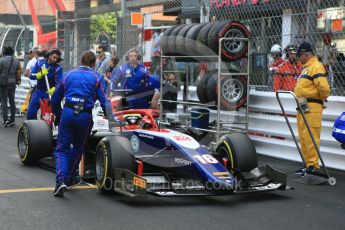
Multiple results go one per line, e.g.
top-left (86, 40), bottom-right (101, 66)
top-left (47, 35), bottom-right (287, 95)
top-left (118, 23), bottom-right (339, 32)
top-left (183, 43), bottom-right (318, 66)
top-left (113, 164), bottom-right (289, 198)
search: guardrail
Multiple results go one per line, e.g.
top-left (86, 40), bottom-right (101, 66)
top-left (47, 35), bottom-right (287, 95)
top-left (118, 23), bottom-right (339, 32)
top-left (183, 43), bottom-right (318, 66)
top-left (14, 79), bottom-right (345, 170)
top-left (248, 91), bottom-right (345, 171)
top-left (14, 76), bottom-right (30, 115)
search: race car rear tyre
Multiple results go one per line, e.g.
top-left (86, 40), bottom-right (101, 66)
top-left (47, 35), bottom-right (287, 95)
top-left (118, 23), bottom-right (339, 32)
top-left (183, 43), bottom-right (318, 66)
top-left (215, 132), bottom-right (258, 172)
top-left (17, 120), bottom-right (53, 165)
top-left (95, 136), bottom-right (135, 194)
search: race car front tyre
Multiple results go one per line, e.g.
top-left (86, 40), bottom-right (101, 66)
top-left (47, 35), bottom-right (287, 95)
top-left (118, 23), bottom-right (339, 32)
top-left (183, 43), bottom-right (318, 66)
top-left (215, 133), bottom-right (258, 172)
top-left (17, 120), bottom-right (53, 165)
top-left (95, 136), bottom-right (134, 194)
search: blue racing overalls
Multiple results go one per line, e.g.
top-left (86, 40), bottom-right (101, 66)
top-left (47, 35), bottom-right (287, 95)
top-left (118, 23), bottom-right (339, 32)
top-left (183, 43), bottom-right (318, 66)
top-left (51, 66), bottom-right (107, 183)
top-left (27, 59), bottom-right (63, 119)
top-left (111, 63), bottom-right (153, 109)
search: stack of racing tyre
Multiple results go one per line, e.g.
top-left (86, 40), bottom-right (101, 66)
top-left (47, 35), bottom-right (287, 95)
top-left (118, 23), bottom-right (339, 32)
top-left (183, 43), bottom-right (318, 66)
top-left (160, 20), bottom-right (250, 110)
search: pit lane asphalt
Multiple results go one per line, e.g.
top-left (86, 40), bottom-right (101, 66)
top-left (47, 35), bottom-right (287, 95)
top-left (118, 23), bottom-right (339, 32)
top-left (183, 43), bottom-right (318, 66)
top-left (0, 118), bottom-right (344, 230)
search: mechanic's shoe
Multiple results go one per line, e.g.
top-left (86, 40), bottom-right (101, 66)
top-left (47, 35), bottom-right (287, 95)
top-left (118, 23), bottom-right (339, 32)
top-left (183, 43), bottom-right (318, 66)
top-left (2, 120), bottom-right (9, 128)
top-left (294, 167), bottom-right (307, 176)
top-left (52, 181), bottom-right (67, 197)
top-left (66, 175), bottom-right (82, 189)
top-left (6, 120), bottom-right (15, 127)
top-left (306, 166), bottom-right (319, 175)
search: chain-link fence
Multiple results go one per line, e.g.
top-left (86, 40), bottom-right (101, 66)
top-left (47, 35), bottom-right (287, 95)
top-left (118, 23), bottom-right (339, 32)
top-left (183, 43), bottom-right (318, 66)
top-left (1, 0), bottom-right (345, 95)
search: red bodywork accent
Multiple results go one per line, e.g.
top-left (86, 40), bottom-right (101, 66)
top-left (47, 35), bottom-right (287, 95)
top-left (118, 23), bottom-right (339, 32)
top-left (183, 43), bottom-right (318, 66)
top-left (114, 109), bottom-right (159, 130)
top-left (136, 160), bottom-right (143, 176)
top-left (222, 158), bottom-right (228, 169)
top-left (110, 96), bottom-right (172, 132)
top-left (39, 99), bottom-right (54, 126)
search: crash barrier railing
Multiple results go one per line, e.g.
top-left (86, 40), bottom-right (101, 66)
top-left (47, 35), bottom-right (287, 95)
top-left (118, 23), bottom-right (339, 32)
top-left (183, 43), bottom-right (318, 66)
top-left (13, 76), bottom-right (30, 116)
top-left (175, 89), bottom-right (345, 171)
top-left (276, 91), bottom-right (336, 185)
top-left (248, 90), bottom-right (345, 171)
top-left (14, 76), bottom-right (345, 171)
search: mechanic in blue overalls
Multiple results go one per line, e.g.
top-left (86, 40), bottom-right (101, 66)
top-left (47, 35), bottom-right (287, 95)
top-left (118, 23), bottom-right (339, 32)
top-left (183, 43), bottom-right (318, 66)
top-left (111, 48), bottom-right (160, 110)
top-left (27, 49), bottom-right (63, 120)
top-left (51, 51), bottom-right (107, 197)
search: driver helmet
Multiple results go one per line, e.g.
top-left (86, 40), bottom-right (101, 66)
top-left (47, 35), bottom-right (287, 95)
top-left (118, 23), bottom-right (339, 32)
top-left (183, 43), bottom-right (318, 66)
top-left (139, 117), bottom-right (153, 129)
top-left (271, 44), bottom-right (282, 57)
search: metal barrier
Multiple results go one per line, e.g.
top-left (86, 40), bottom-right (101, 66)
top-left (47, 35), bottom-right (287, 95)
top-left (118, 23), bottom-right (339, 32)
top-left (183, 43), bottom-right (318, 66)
top-left (14, 76), bottom-right (30, 115)
top-left (248, 90), bottom-right (345, 171)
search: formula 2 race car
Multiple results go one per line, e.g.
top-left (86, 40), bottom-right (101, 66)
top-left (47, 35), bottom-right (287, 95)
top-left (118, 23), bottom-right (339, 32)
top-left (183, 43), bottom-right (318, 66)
top-left (17, 96), bottom-right (288, 197)
top-left (94, 109), bottom-right (288, 197)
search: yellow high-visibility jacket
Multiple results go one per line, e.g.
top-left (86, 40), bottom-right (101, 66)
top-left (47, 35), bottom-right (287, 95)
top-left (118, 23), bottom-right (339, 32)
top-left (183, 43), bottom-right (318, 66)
top-left (294, 56), bottom-right (330, 100)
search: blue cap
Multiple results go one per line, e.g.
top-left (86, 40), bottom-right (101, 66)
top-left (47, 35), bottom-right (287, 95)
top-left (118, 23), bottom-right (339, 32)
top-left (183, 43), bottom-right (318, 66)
top-left (297, 42), bottom-right (313, 56)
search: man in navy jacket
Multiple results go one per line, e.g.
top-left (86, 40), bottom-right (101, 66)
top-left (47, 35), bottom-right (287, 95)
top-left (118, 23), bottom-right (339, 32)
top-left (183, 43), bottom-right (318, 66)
top-left (51, 50), bottom-right (107, 196)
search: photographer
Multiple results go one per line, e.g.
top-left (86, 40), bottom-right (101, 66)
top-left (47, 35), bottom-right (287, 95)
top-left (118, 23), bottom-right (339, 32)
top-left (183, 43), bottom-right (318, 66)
top-left (155, 57), bottom-right (179, 113)
top-left (104, 56), bottom-right (119, 85)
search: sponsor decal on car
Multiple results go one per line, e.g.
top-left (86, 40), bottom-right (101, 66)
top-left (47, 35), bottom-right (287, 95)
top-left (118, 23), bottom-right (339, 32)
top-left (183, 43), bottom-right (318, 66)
top-left (137, 130), bottom-right (200, 149)
top-left (173, 136), bottom-right (192, 142)
top-left (133, 177), bottom-right (147, 189)
top-left (131, 135), bottom-right (140, 153)
top-left (252, 183), bottom-right (281, 191)
top-left (213, 172), bottom-right (230, 176)
top-left (174, 158), bottom-right (192, 166)
top-left (218, 176), bottom-right (232, 179)
top-left (138, 133), bottom-right (154, 139)
top-left (93, 117), bottom-right (109, 130)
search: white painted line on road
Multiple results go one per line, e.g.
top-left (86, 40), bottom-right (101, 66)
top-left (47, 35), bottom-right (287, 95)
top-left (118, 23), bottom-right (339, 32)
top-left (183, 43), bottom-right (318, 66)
top-left (84, 182), bottom-right (95, 187)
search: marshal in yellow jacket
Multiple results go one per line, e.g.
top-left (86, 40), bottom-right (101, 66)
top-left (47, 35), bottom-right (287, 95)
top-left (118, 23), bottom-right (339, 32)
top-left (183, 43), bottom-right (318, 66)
top-left (294, 56), bottom-right (330, 169)
top-left (294, 56), bottom-right (330, 101)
